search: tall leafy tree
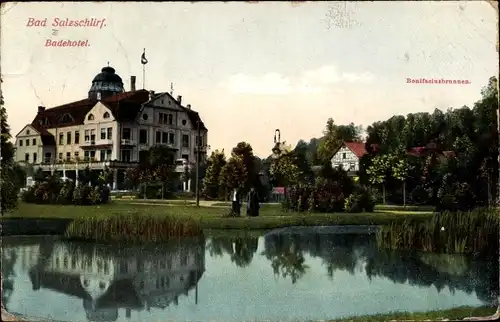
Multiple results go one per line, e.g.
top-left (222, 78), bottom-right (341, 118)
top-left (219, 154), bottom-right (247, 195)
top-left (202, 149), bottom-right (227, 199)
top-left (316, 118), bottom-right (362, 162)
top-left (1, 79), bottom-right (19, 213)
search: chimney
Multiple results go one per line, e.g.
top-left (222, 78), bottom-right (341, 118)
top-left (149, 90), bottom-right (155, 100)
top-left (97, 92), bottom-right (101, 101)
top-left (177, 95), bottom-right (182, 104)
top-left (38, 106), bottom-right (45, 113)
top-left (130, 76), bottom-right (136, 91)
top-left (186, 104), bottom-right (191, 110)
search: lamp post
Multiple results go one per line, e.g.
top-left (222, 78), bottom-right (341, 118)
top-left (195, 120), bottom-right (210, 207)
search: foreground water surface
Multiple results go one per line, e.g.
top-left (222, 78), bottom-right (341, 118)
top-left (2, 226), bottom-right (498, 322)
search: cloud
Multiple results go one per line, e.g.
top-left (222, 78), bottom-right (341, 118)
top-left (222, 73), bottom-right (293, 94)
top-left (221, 65), bottom-right (375, 94)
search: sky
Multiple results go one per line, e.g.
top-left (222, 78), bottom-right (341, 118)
top-left (1, 1), bottom-right (498, 157)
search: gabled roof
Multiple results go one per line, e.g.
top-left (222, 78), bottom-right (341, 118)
top-left (145, 91), bottom-right (207, 131)
top-left (15, 124), bottom-right (56, 146)
top-left (332, 141), bottom-right (367, 159)
top-left (31, 90), bottom-right (150, 131)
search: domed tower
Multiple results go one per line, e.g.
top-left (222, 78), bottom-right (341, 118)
top-left (88, 66), bottom-right (125, 100)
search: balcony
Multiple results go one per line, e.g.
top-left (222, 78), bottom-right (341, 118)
top-left (81, 139), bottom-right (114, 148)
top-left (121, 139), bottom-right (136, 146)
top-left (37, 159), bottom-right (139, 171)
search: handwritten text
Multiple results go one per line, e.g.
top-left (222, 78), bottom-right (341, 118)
top-left (26, 18), bottom-right (107, 28)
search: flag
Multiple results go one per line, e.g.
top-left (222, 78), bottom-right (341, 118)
top-left (141, 49), bottom-right (148, 65)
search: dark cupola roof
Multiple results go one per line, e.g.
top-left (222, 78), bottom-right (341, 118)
top-left (88, 66), bottom-right (125, 100)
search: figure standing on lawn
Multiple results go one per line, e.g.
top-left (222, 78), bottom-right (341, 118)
top-left (231, 188), bottom-right (242, 216)
top-left (246, 187), bottom-right (260, 217)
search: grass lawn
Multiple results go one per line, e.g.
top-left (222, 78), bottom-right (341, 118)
top-left (4, 201), bottom-right (434, 230)
top-left (333, 305), bottom-right (497, 321)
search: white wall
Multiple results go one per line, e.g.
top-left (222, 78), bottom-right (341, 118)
top-left (331, 146), bottom-right (360, 171)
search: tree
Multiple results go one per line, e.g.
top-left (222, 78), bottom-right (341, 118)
top-left (366, 154), bottom-right (395, 204)
top-left (202, 149), bottom-right (227, 199)
top-left (98, 166), bottom-right (114, 187)
top-left (316, 119), bottom-right (362, 163)
top-left (232, 142), bottom-right (258, 190)
top-left (219, 154), bottom-right (247, 195)
top-left (391, 153), bottom-right (412, 207)
top-left (153, 164), bottom-right (175, 199)
top-left (269, 153), bottom-right (301, 187)
top-left (1, 79), bottom-right (19, 213)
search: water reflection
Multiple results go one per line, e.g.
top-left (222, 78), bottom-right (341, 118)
top-left (2, 229), bottom-right (498, 321)
top-left (212, 229), bottom-right (498, 304)
top-left (3, 237), bottom-right (205, 321)
top-left (207, 235), bottom-right (258, 267)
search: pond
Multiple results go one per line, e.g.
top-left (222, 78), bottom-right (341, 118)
top-left (2, 226), bottom-right (498, 321)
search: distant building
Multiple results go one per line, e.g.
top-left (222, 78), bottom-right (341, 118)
top-left (330, 141), bottom-right (367, 174)
top-left (14, 66), bottom-right (208, 190)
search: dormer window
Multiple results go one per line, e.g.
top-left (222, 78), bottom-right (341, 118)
top-left (87, 114), bottom-right (95, 121)
top-left (59, 113), bottom-right (73, 124)
top-left (103, 112), bottom-right (110, 119)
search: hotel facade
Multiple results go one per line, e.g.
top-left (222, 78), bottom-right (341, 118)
top-left (14, 66), bottom-right (208, 189)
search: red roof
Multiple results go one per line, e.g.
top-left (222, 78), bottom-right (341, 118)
top-left (344, 142), bottom-right (367, 158)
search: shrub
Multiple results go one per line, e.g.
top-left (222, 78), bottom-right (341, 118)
top-left (57, 181), bottom-right (75, 204)
top-left (344, 187), bottom-right (375, 213)
top-left (64, 213), bottom-right (204, 243)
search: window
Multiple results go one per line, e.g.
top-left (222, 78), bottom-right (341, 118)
top-left (99, 149), bottom-right (112, 161)
top-left (342, 153), bottom-right (346, 159)
top-left (90, 150), bottom-right (96, 160)
top-left (26, 130), bottom-right (30, 135)
top-left (60, 114), bottom-right (72, 124)
top-left (32, 138), bottom-right (36, 145)
top-left (103, 112), bottom-right (110, 119)
top-left (122, 128), bottom-right (131, 140)
top-left (66, 152), bottom-right (71, 161)
top-left (195, 135), bottom-right (202, 147)
top-left (19, 140), bottom-right (23, 147)
top-left (90, 129), bottom-right (96, 141)
top-left (182, 119), bottom-right (187, 126)
top-left (100, 128), bottom-right (106, 140)
top-left (142, 113), bottom-right (148, 121)
top-left (139, 129), bottom-right (147, 144)
top-left (84, 151), bottom-right (90, 161)
top-left (74, 131), bottom-right (80, 144)
top-left (25, 153), bottom-right (29, 162)
top-left (182, 154), bottom-right (189, 161)
top-left (182, 134), bottom-right (189, 148)
top-left (25, 139), bottom-right (30, 146)
top-left (156, 131), bottom-right (161, 144)
top-left (59, 133), bottom-right (64, 145)
top-left (33, 153), bottom-right (37, 163)
top-left (84, 130), bottom-right (90, 142)
top-left (107, 128), bottom-right (112, 140)
top-left (58, 153), bottom-right (63, 161)
top-left (66, 132), bottom-right (71, 145)
top-left (87, 114), bottom-right (94, 121)
top-left (74, 152), bottom-right (79, 160)
top-left (159, 113), bottom-right (166, 124)
top-left (121, 150), bottom-right (131, 162)
top-left (168, 133), bottom-right (175, 145)
top-left (44, 152), bottom-right (52, 163)
top-left (168, 114), bottom-right (173, 125)
top-left (162, 132), bottom-right (168, 144)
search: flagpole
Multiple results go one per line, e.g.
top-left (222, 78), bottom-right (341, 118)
top-left (142, 63), bottom-right (145, 90)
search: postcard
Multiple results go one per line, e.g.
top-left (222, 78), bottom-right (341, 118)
top-left (1, 1), bottom-right (499, 321)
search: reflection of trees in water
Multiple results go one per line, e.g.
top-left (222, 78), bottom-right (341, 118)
top-left (1, 247), bottom-right (17, 307)
top-left (207, 236), bottom-right (258, 268)
top-left (261, 234), bottom-right (309, 284)
top-left (263, 231), bottom-right (498, 304)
